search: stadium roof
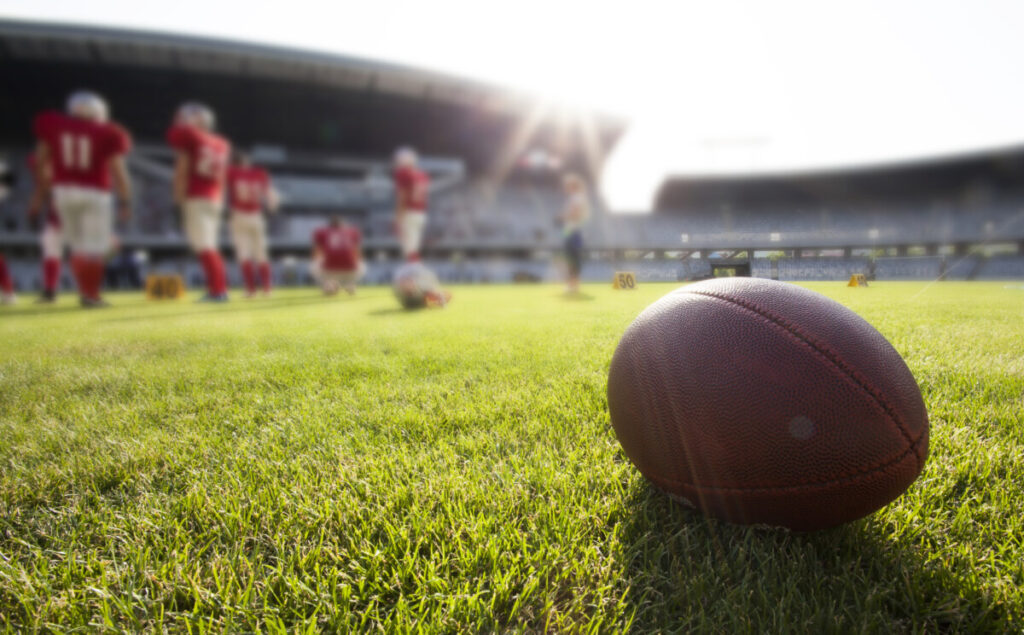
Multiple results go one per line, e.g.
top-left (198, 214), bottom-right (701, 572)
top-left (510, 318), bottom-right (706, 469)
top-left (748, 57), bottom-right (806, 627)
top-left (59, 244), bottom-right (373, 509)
top-left (0, 19), bottom-right (546, 114)
top-left (0, 19), bottom-right (624, 174)
top-left (655, 143), bottom-right (1024, 212)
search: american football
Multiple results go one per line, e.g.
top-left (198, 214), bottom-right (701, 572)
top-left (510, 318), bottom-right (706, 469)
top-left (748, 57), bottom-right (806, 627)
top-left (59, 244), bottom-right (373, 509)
top-left (607, 278), bottom-right (929, 531)
top-left (2, 2), bottom-right (1024, 632)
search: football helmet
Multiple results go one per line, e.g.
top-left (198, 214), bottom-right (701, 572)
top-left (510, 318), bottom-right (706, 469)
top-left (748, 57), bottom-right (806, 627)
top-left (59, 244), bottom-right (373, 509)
top-left (66, 90), bottom-right (109, 122)
top-left (394, 146), bottom-right (418, 168)
top-left (392, 261), bottom-right (443, 309)
top-left (175, 101), bottom-right (216, 130)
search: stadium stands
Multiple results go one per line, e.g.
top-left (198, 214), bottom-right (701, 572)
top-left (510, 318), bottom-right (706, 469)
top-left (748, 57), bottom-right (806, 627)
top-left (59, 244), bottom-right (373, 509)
top-left (2, 20), bottom-right (1023, 291)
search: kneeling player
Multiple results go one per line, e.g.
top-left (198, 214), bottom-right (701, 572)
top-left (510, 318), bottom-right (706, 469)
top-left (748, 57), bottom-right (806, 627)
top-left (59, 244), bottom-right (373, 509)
top-left (311, 216), bottom-right (364, 295)
top-left (33, 91), bottom-right (132, 308)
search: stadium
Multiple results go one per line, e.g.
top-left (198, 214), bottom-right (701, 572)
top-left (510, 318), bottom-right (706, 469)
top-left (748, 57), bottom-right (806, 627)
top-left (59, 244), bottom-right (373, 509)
top-left (2, 11), bottom-right (1024, 633)
top-left (4, 21), bottom-right (1024, 290)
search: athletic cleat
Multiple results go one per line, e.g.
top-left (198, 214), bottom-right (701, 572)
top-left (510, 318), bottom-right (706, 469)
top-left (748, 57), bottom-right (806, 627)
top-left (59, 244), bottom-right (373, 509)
top-left (79, 297), bottom-right (110, 309)
top-left (1, 293), bottom-right (16, 306)
top-left (197, 293), bottom-right (229, 303)
top-left (35, 290), bottom-right (57, 304)
top-left (425, 290), bottom-right (452, 308)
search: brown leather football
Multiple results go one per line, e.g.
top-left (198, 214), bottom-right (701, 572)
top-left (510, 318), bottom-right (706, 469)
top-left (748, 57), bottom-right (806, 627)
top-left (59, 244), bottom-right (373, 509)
top-left (607, 278), bottom-right (928, 531)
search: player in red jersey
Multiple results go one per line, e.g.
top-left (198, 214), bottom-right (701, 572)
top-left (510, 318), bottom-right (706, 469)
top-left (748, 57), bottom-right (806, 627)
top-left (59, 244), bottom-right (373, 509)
top-left (0, 255), bottom-right (13, 305)
top-left (226, 152), bottom-right (278, 297)
top-left (167, 102), bottom-right (231, 302)
top-left (32, 91), bottom-right (133, 308)
top-left (0, 162), bottom-right (13, 305)
top-left (26, 152), bottom-right (63, 303)
top-left (392, 147), bottom-right (430, 262)
top-left (311, 216), bottom-right (364, 296)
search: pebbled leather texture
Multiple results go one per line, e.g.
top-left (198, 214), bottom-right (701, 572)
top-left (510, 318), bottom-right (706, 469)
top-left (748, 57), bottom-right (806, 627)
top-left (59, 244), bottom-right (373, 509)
top-left (607, 278), bottom-right (929, 531)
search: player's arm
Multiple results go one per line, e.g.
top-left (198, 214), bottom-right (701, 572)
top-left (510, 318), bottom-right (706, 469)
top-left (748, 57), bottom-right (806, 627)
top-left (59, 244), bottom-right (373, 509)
top-left (564, 198), bottom-right (585, 224)
top-left (265, 176), bottom-right (280, 214)
top-left (393, 179), bottom-right (407, 235)
top-left (395, 186), bottom-right (407, 213)
top-left (394, 172), bottom-right (408, 214)
top-left (355, 231), bottom-right (365, 268)
top-left (111, 156), bottom-right (133, 222)
top-left (172, 151), bottom-right (189, 209)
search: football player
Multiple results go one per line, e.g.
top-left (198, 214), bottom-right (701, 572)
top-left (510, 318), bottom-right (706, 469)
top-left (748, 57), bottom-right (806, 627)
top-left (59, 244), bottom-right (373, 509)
top-left (0, 161), bottom-right (13, 305)
top-left (0, 254), bottom-right (13, 305)
top-left (167, 102), bottom-right (231, 302)
top-left (27, 151), bottom-right (63, 303)
top-left (226, 152), bottom-right (277, 297)
top-left (33, 90), bottom-right (133, 308)
top-left (311, 216), bottom-right (364, 296)
top-left (392, 147), bottom-right (429, 262)
top-left (559, 173), bottom-right (590, 295)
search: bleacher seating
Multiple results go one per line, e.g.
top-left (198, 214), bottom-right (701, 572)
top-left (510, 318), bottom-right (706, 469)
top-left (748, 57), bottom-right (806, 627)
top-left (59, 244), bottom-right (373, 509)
top-left (978, 255), bottom-right (1024, 279)
top-left (874, 257), bottom-right (942, 280)
top-left (4, 141), bottom-right (1024, 291)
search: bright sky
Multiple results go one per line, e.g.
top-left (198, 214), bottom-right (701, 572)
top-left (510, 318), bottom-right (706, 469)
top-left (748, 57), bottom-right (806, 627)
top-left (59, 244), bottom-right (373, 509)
top-left (3, 0), bottom-right (1024, 209)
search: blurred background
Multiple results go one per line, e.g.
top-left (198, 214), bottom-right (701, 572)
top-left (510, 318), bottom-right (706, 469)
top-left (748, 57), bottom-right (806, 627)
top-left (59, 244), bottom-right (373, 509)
top-left (2, 1), bottom-right (1024, 289)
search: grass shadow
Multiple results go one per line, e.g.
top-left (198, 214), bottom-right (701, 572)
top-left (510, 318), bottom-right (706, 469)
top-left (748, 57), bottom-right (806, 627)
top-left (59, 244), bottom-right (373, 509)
top-left (558, 292), bottom-right (596, 302)
top-left (0, 304), bottom-right (91, 319)
top-left (612, 481), bottom-right (1016, 631)
top-left (94, 294), bottom-right (372, 324)
top-left (367, 307), bottom-right (422, 316)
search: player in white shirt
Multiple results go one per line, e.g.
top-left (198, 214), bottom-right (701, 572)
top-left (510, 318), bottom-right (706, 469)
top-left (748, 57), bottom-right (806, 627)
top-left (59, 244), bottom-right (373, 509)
top-left (559, 173), bottom-right (590, 295)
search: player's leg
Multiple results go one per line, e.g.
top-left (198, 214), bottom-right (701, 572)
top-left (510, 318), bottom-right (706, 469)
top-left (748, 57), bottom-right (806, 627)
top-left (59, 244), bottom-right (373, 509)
top-left (184, 200), bottom-right (212, 295)
top-left (321, 271), bottom-right (340, 296)
top-left (565, 231), bottom-right (583, 294)
top-left (38, 219), bottom-right (62, 303)
top-left (254, 216), bottom-right (272, 295)
top-left (338, 269), bottom-right (361, 295)
top-left (206, 204), bottom-right (228, 298)
top-left (308, 258), bottom-right (323, 288)
top-left (400, 213), bottom-right (426, 262)
top-left (231, 213), bottom-right (256, 296)
top-left (75, 189), bottom-right (114, 307)
top-left (0, 254), bottom-right (15, 305)
top-left (55, 188), bottom-right (95, 305)
top-left (187, 200), bottom-right (227, 301)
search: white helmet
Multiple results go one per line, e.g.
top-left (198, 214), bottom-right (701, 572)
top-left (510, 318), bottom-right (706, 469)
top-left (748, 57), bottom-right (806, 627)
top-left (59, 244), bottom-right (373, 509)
top-left (392, 261), bottom-right (441, 309)
top-left (176, 101), bottom-right (216, 130)
top-left (394, 146), bottom-right (418, 168)
top-left (66, 90), bottom-right (109, 122)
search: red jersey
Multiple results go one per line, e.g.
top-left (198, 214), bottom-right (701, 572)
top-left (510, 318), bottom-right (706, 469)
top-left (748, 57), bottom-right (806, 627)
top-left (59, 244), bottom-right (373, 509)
top-left (393, 166), bottom-right (429, 212)
top-left (26, 154), bottom-right (60, 227)
top-left (227, 165), bottom-right (270, 213)
top-left (32, 110), bottom-right (131, 191)
top-left (313, 225), bottom-right (362, 271)
top-left (166, 124), bottom-right (231, 201)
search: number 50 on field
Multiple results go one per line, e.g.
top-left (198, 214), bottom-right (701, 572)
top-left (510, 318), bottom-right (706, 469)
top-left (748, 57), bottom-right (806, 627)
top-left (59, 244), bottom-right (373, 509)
top-left (613, 272), bottom-right (637, 290)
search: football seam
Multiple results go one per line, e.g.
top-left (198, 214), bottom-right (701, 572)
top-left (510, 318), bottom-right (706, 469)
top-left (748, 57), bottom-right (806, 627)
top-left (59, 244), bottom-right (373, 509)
top-left (648, 435), bottom-right (924, 494)
top-left (684, 288), bottom-right (924, 468)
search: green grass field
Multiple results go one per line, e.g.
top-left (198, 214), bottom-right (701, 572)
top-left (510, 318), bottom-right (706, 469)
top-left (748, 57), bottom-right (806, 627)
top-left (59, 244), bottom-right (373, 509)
top-left (1, 281), bottom-right (1023, 632)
